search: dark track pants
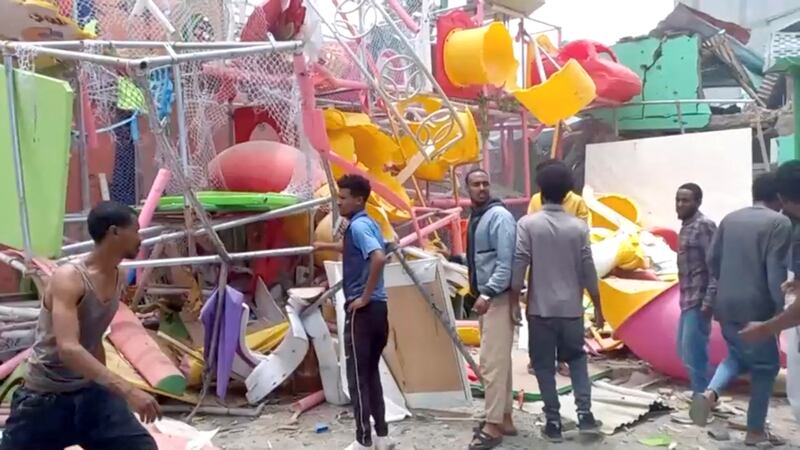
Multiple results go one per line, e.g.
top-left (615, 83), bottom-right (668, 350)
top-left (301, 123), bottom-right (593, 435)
top-left (0, 383), bottom-right (156, 450)
top-left (344, 301), bottom-right (390, 446)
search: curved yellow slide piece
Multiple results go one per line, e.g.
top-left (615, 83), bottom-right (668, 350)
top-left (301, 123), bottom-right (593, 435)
top-left (323, 108), bottom-right (410, 224)
top-left (510, 59), bottom-right (596, 126)
top-left (591, 231), bottom-right (647, 277)
top-left (440, 22), bottom-right (596, 125)
top-left (594, 193), bottom-right (641, 231)
top-left (326, 130), bottom-right (357, 180)
top-left (367, 169), bottom-right (412, 223)
top-left (599, 278), bottom-right (675, 331)
top-left (323, 108), bottom-right (396, 171)
top-left (582, 186), bottom-right (641, 234)
top-left (313, 183), bottom-right (397, 241)
top-left (615, 233), bottom-right (647, 271)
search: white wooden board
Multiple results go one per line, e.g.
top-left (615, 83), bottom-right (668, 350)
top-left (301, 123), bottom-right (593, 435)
top-left (585, 128), bottom-right (752, 228)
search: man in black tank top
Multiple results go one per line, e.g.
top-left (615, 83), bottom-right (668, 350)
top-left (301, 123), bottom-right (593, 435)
top-left (1, 201), bottom-right (160, 450)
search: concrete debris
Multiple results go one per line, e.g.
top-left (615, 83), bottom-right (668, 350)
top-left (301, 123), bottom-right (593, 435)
top-left (707, 426), bottom-right (731, 441)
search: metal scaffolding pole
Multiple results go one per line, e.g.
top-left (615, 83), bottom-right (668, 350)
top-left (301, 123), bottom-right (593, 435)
top-left (118, 246), bottom-right (313, 270)
top-left (60, 196), bottom-right (331, 262)
top-left (0, 41), bottom-right (303, 71)
top-left (3, 53), bottom-right (33, 263)
top-left (62, 224), bottom-right (167, 254)
top-left (74, 74), bottom-right (92, 216)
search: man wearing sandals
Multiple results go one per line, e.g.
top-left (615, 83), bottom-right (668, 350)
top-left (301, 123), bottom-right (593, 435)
top-left (511, 161), bottom-right (603, 442)
top-left (462, 169), bottom-right (518, 450)
top-left (690, 173), bottom-right (791, 446)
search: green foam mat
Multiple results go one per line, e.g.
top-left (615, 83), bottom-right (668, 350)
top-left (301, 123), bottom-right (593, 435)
top-left (157, 191), bottom-right (298, 212)
top-left (0, 65), bottom-right (73, 257)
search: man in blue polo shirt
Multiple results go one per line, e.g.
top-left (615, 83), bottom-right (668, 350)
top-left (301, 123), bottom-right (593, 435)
top-left (314, 174), bottom-right (389, 450)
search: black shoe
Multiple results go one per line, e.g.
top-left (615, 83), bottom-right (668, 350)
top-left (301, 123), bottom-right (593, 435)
top-left (578, 412), bottom-right (601, 435)
top-left (543, 421), bottom-right (563, 442)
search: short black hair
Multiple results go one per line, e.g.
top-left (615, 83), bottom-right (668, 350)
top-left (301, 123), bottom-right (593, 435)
top-left (536, 160), bottom-right (574, 204)
top-left (337, 174), bottom-right (371, 202)
top-left (464, 168), bottom-right (488, 185)
top-left (678, 183), bottom-right (703, 203)
top-left (535, 159), bottom-right (560, 172)
top-left (776, 159), bottom-right (800, 203)
top-left (87, 201), bottom-right (137, 243)
top-left (752, 172), bottom-right (780, 204)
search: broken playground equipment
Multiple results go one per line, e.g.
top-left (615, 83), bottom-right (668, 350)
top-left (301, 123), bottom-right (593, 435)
top-left (0, 0), bottom-right (720, 445)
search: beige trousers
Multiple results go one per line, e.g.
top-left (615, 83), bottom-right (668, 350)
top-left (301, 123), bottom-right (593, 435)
top-left (479, 292), bottom-right (515, 424)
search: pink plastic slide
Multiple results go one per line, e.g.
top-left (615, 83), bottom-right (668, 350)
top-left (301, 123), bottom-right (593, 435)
top-left (615, 285), bottom-right (787, 380)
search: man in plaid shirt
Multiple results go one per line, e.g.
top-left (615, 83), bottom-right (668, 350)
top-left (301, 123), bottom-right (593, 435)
top-left (675, 183), bottom-right (717, 398)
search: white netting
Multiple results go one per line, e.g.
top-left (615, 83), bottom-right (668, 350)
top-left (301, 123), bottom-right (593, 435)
top-left (55, 0), bottom-right (226, 46)
top-left (10, 40), bottom-right (315, 209)
top-left (160, 50), bottom-right (309, 197)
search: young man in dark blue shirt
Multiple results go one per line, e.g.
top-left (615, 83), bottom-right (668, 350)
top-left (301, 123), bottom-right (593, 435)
top-left (314, 174), bottom-right (390, 450)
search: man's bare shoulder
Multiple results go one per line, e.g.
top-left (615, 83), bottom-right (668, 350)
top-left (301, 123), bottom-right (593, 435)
top-left (48, 265), bottom-right (84, 298)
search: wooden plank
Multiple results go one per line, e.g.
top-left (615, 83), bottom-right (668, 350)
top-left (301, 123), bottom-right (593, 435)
top-left (382, 280), bottom-right (464, 395)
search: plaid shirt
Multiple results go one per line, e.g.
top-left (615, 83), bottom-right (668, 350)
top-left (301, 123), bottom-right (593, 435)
top-left (678, 211), bottom-right (717, 311)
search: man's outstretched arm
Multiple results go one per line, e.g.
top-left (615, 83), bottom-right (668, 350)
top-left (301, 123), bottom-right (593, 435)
top-left (50, 266), bottom-right (161, 422)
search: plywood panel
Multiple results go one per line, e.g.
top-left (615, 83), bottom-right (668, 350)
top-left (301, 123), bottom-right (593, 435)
top-left (382, 278), bottom-right (464, 394)
top-left (585, 129), bottom-right (752, 228)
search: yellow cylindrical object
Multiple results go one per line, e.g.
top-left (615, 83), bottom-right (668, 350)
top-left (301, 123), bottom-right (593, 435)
top-left (314, 213), bottom-right (341, 266)
top-left (511, 59), bottom-right (597, 126)
top-left (594, 194), bottom-right (641, 230)
top-left (444, 22), bottom-right (516, 87)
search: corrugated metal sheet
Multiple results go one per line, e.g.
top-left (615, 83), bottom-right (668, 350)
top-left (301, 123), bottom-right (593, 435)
top-left (522, 380), bottom-right (669, 435)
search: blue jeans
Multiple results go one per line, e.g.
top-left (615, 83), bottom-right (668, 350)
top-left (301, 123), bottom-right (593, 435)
top-left (707, 322), bottom-right (780, 432)
top-left (677, 306), bottom-right (711, 394)
top-left (0, 383), bottom-right (156, 450)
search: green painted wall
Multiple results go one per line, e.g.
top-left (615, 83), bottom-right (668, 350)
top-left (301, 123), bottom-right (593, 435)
top-left (588, 35), bottom-right (711, 131)
top-left (776, 134), bottom-right (796, 163)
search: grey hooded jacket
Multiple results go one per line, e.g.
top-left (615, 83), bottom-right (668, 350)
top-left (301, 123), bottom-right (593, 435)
top-left (466, 199), bottom-right (517, 298)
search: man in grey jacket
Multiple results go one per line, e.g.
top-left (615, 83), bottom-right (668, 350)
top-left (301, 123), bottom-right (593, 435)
top-left (462, 169), bottom-right (517, 450)
top-left (690, 173), bottom-right (792, 446)
top-left (510, 161), bottom-right (603, 443)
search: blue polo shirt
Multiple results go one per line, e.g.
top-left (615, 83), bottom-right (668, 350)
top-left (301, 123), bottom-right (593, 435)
top-left (342, 210), bottom-right (388, 302)
top-left (791, 219), bottom-right (800, 276)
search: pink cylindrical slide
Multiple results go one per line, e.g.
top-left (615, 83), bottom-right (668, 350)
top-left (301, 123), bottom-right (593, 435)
top-left (615, 284), bottom-right (787, 380)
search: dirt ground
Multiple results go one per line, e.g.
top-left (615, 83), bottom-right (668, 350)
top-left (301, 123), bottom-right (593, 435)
top-left (203, 387), bottom-right (800, 450)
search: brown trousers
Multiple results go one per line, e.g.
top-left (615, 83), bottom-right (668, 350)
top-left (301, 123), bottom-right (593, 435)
top-left (479, 292), bottom-right (515, 424)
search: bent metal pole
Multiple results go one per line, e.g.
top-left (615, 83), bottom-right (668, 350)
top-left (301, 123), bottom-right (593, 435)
top-left (118, 246), bottom-right (313, 270)
top-left (60, 196), bottom-right (331, 261)
top-left (3, 53), bottom-right (33, 263)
